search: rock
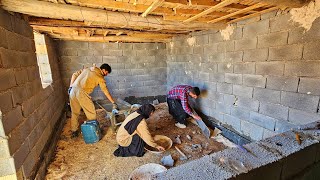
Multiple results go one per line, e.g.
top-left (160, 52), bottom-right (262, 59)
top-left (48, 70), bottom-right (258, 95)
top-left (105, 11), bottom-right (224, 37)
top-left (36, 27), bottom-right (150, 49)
top-left (191, 144), bottom-right (202, 151)
top-left (175, 135), bottom-right (182, 144)
top-left (161, 155), bottom-right (174, 167)
top-left (186, 135), bottom-right (192, 140)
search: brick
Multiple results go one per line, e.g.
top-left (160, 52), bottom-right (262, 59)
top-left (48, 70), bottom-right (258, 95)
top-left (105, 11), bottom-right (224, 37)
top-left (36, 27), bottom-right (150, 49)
top-left (288, 18), bottom-right (320, 44)
top-left (298, 77), bottom-right (320, 96)
top-left (249, 111), bottom-right (276, 130)
top-left (235, 96), bottom-right (259, 111)
top-left (12, 86), bottom-right (28, 106)
top-left (208, 52), bottom-right (225, 62)
top-left (0, 8), bottom-right (13, 31)
top-left (243, 48), bottom-right (268, 62)
top-left (13, 140), bottom-right (30, 169)
top-left (243, 19), bottom-right (269, 37)
top-left (269, 44), bottom-right (303, 60)
top-left (0, 158), bottom-right (16, 176)
top-left (216, 102), bottom-right (231, 114)
top-left (266, 76), bottom-right (298, 92)
top-left (2, 106), bottom-right (23, 134)
top-left (281, 91), bottom-right (319, 113)
top-left (0, 68), bottom-right (16, 91)
top-left (259, 102), bottom-right (289, 121)
top-left (258, 32), bottom-right (288, 48)
top-left (235, 37), bottom-right (257, 50)
top-left (0, 48), bottom-right (21, 68)
top-left (303, 41), bottom-right (320, 60)
top-left (240, 120), bottom-right (264, 140)
top-left (0, 28), bottom-right (8, 48)
top-left (225, 73), bottom-right (242, 84)
top-left (253, 86), bottom-right (279, 105)
top-left (233, 85), bottom-right (253, 98)
top-left (234, 62), bottom-right (255, 74)
top-left (218, 63), bottom-right (233, 73)
top-left (231, 106), bottom-right (250, 120)
top-left (217, 83), bottom-right (233, 94)
top-left (274, 120), bottom-right (296, 133)
top-left (224, 94), bottom-right (236, 105)
top-left (225, 51), bottom-right (243, 62)
top-left (256, 61), bottom-right (284, 76)
top-left (223, 114), bottom-right (241, 132)
top-left (288, 108), bottom-right (320, 125)
top-left (270, 14), bottom-right (295, 32)
top-left (285, 61), bottom-right (320, 77)
top-left (0, 91), bottom-right (13, 115)
top-left (243, 74), bottom-right (266, 88)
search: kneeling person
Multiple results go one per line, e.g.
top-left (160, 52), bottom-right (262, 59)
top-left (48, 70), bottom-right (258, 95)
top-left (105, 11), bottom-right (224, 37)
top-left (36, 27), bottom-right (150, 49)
top-left (114, 104), bottom-right (165, 157)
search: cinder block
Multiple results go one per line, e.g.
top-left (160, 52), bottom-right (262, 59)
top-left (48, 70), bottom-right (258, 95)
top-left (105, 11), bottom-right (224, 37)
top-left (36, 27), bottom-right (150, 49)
top-left (2, 106), bottom-right (23, 134)
top-left (224, 94), bottom-right (236, 105)
top-left (209, 33), bottom-right (224, 43)
top-left (193, 46), bottom-right (203, 54)
top-left (203, 44), bottom-right (218, 55)
top-left (235, 37), bottom-right (257, 50)
top-left (0, 138), bottom-right (10, 159)
top-left (266, 75), bottom-right (298, 92)
top-left (285, 61), bottom-right (320, 77)
top-left (104, 43), bottom-right (119, 49)
top-left (217, 83), bottom-right (233, 94)
top-left (240, 120), bottom-right (264, 140)
top-left (281, 91), bottom-right (319, 113)
top-left (208, 52), bottom-right (225, 62)
top-left (0, 91), bottom-right (13, 114)
top-left (288, 108), bottom-right (320, 125)
top-left (231, 106), bottom-right (250, 120)
top-left (229, 27), bottom-right (243, 40)
top-left (0, 158), bottom-right (16, 176)
top-left (263, 128), bottom-right (277, 139)
top-left (234, 62), bottom-right (255, 74)
top-left (233, 85), bottom-right (253, 98)
top-left (195, 35), bottom-right (209, 45)
top-left (303, 41), bottom-right (320, 60)
top-left (0, 68), bottom-right (16, 91)
top-left (249, 111), bottom-right (276, 130)
top-left (216, 102), bottom-right (231, 114)
top-left (254, 88), bottom-right (280, 104)
top-left (298, 77), bottom-right (320, 96)
top-left (61, 49), bottom-right (77, 56)
top-left (243, 48), bottom-right (268, 62)
top-left (256, 61), bottom-right (284, 76)
top-left (288, 18), bottom-right (320, 44)
top-left (243, 19), bottom-right (269, 37)
top-left (225, 73), bottom-right (242, 84)
top-left (258, 31), bottom-right (288, 48)
top-left (0, 48), bottom-right (21, 68)
top-left (269, 44), bottom-right (303, 60)
top-left (235, 96), bottom-right (259, 111)
top-left (223, 114), bottom-right (241, 132)
top-left (225, 51), bottom-right (243, 62)
top-left (12, 86), bottom-right (28, 106)
top-left (13, 140), bottom-right (30, 169)
top-left (217, 41), bottom-right (234, 52)
top-left (88, 42), bottom-right (104, 49)
top-left (0, 8), bottom-right (13, 31)
top-left (270, 14), bottom-right (296, 32)
top-left (210, 109), bottom-right (224, 122)
top-left (198, 72), bottom-right (209, 81)
top-left (22, 147), bottom-right (37, 177)
top-left (218, 63), bottom-right (233, 73)
top-left (211, 92), bottom-right (224, 103)
top-left (259, 102), bottom-right (289, 121)
top-left (243, 74), bottom-right (266, 88)
top-left (119, 43), bottom-right (133, 50)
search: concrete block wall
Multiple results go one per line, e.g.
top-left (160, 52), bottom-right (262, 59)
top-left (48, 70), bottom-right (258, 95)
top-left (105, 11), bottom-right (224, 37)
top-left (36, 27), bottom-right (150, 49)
top-left (166, 11), bottom-right (320, 141)
top-left (56, 41), bottom-right (167, 100)
top-left (0, 9), bottom-right (65, 179)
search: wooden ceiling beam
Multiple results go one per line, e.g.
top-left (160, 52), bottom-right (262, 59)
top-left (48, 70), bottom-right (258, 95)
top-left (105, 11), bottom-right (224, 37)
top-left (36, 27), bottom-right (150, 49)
top-left (164, 0), bottom-right (249, 9)
top-left (228, 6), bottom-right (279, 24)
top-left (141, 0), bottom-right (165, 17)
top-left (1, 0), bottom-right (225, 32)
top-left (253, 0), bottom-right (311, 8)
top-left (207, 3), bottom-right (267, 24)
top-left (183, 0), bottom-right (239, 23)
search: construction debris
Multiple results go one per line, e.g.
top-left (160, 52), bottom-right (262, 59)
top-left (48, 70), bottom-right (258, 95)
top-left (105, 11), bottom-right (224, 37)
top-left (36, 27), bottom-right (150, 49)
top-left (186, 135), bottom-right (192, 141)
top-left (175, 146), bottom-right (188, 161)
top-left (174, 135), bottom-right (182, 144)
top-left (161, 155), bottom-right (174, 167)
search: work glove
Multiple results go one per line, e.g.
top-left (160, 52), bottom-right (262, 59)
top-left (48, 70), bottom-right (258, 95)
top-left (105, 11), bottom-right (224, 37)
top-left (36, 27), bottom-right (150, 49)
top-left (112, 102), bottom-right (119, 110)
top-left (68, 87), bottom-right (72, 95)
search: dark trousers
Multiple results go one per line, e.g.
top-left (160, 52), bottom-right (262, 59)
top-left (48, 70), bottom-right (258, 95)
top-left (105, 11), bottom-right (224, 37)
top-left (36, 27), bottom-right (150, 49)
top-left (167, 98), bottom-right (189, 125)
top-left (113, 134), bottom-right (145, 157)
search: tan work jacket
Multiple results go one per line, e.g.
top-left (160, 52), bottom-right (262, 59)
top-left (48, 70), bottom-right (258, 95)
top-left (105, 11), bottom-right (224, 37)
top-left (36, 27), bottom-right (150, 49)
top-left (71, 67), bottom-right (111, 96)
top-left (116, 112), bottom-right (158, 148)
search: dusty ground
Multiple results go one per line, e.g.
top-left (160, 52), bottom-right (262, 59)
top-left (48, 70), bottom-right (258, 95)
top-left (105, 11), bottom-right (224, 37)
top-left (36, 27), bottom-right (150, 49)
top-left (46, 103), bottom-right (226, 180)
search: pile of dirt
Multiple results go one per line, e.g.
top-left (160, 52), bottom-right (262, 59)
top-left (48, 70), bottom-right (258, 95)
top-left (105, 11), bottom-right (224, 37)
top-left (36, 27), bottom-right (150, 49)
top-left (46, 103), bottom-right (226, 180)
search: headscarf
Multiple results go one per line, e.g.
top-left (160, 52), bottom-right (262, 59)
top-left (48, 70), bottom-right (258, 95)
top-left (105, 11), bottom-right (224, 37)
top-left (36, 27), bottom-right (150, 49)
top-left (124, 104), bottom-right (155, 134)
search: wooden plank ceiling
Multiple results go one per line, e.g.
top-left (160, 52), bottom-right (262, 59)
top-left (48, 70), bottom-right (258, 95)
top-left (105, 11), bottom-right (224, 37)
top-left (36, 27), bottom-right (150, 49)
top-left (0, 0), bottom-right (309, 43)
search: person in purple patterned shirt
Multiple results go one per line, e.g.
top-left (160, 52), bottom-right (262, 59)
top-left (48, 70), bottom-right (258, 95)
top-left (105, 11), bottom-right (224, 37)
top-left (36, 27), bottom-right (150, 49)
top-left (167, 85), bottom-right (201, 129)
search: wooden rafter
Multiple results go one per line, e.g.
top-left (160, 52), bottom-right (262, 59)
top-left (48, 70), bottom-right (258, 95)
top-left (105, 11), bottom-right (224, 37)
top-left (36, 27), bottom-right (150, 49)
top-left (207, 3), bottom-right (267, 24)
top-left (183, 0), bottom-right (239, 23)
top-left (228, 6), bottom-right (279, 24)
top-left (116, 32), bottom-right (123, 36)
top-left (141, 0), bottom-right (165, 17)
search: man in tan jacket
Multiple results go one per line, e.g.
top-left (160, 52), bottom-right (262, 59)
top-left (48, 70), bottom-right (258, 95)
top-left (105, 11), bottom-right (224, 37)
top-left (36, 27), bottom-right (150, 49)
top-left (69, 63), bottom-right (118, 138)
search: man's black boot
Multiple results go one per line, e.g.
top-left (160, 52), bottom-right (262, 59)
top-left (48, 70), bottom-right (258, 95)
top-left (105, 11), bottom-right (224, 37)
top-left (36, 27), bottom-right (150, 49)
top-left (71, 130), bottom-right (80, 139)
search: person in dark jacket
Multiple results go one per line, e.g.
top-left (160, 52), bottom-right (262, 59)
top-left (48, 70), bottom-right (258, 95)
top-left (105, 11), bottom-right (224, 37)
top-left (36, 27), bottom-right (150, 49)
top-left (114, 104), bottom-right (165, 157)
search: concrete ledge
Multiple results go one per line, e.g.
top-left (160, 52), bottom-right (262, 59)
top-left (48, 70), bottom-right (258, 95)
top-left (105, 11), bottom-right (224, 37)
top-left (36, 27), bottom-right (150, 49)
top-left (153, 122), bottom-right (320, 180)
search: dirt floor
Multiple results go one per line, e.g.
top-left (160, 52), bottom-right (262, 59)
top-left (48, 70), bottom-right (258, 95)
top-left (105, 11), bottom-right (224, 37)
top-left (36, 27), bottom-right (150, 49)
top-left (46, 103), bottom-right (226, 180)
